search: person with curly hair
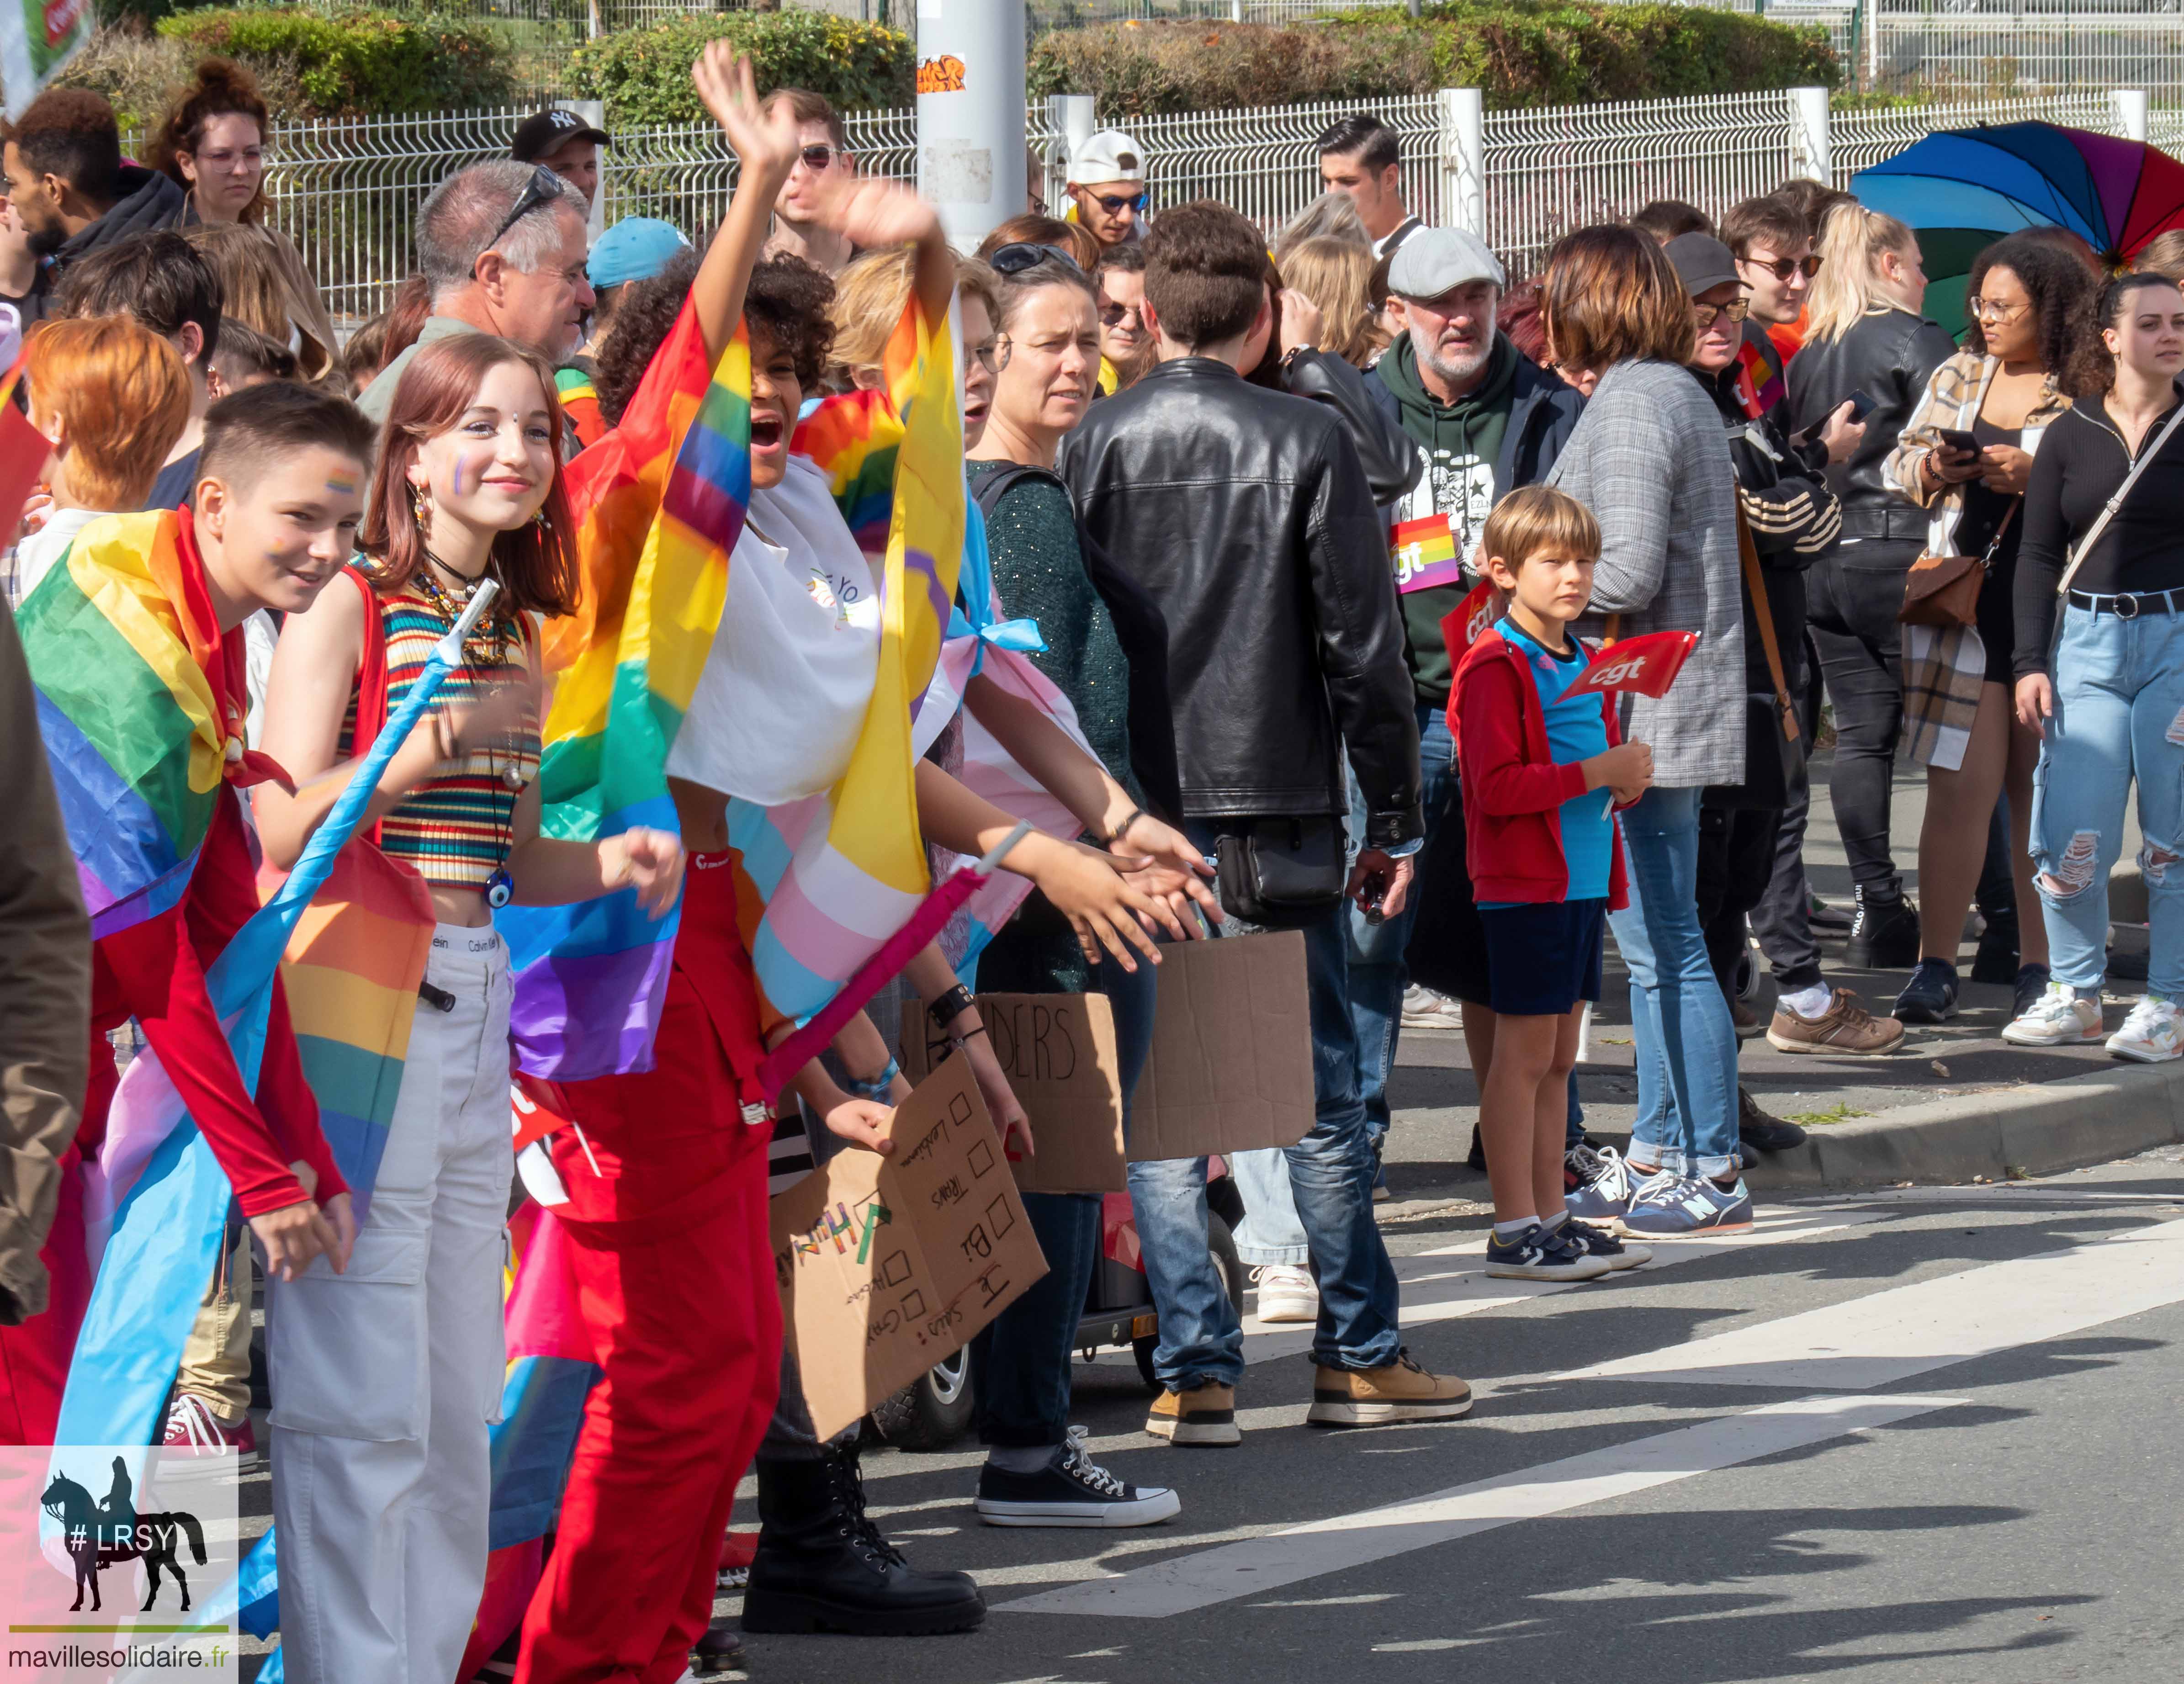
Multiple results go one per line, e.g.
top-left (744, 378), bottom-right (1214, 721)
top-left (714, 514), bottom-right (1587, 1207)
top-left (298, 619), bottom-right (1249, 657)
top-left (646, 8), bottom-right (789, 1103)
top-left (151, 58), bottom-right (339, 381)
top-left (1882, 229), bottom-right (2092, 1024)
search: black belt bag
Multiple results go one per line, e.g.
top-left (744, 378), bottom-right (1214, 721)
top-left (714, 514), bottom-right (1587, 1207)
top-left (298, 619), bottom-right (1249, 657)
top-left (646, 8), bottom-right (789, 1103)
top-left (1214, 815), bottom-right (1346, 928)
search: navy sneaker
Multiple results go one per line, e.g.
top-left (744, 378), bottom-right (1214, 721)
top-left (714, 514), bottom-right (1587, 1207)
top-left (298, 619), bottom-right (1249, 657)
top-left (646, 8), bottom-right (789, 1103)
top-left (1561, 1217), bottom-right (1651, 1271)
top-left (1564, 1144), bottom-right (1636, 1222)
top-left (1618, 1174), bottom-right (1755, 1238)
top-left (1484, 1222), bottom-right (1609, 1281)
top-left (1892, 958), bottom-right (1959, 1025)
top-left (975, 1437), bottom-right (1180, 1528)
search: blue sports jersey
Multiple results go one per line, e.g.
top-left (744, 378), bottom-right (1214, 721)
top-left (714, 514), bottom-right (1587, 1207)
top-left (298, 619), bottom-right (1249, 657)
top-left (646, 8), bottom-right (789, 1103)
top-left (1499, 621), bottom-right (1613, 903)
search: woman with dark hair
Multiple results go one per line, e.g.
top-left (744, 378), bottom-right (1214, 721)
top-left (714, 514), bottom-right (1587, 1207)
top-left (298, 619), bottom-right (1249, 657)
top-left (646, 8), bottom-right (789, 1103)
top-left (2005, 272), bottom-right (2184, 1057)
top-left (152, 57), bottom-right (339, 380)
top-left (251, 329), bottom-right (685, 1683)
top-left (1882, 229), bottom-right (2090, 1024)
top-left (976, 212), bottom-right (1101, 273)
top-left (1539, 223), bottom-right (1751, 1238)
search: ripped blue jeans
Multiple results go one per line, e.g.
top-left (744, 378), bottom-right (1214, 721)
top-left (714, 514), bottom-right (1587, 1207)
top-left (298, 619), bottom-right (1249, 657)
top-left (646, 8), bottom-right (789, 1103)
top-left (2029, 602), bottom-right (2184, 998)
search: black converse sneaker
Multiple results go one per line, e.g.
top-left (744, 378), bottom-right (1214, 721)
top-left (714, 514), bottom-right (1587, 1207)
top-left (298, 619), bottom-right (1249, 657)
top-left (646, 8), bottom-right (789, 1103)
top-left (974, 1431), bottom-right (1181, 1528)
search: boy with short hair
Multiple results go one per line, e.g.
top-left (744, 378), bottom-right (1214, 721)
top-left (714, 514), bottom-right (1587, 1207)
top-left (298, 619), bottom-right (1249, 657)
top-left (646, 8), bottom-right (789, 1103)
top-left (1452, 485), bottom-right (1665, 1277)
top-left (207, 318), bottom-right (298, 393)
top-left (4, 379), bottom-right (375, 1446)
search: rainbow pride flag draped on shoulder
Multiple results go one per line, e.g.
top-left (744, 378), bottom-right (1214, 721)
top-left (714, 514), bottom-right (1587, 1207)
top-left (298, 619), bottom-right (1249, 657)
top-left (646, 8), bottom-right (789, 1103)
top-left (729, 304), bottom-right (963, 1040)
top-left (23, 513), bottom-right (233, 949)
top-left (500, 307), bottom-right (749, 1080)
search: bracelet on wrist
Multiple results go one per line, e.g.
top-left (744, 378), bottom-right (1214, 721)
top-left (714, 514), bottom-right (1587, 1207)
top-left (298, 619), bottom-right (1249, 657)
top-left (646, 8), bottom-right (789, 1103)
top-left (1105, 807), bottom-right (1148, 846)
top-left (841, 1056), bottom-right (899, 1103)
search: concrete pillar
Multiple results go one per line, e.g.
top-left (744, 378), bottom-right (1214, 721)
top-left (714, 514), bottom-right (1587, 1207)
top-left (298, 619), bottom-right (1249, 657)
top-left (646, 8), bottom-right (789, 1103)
top-left (1788, 85), bottom-right (1831, 184)
top-left (1438, 86), bottom-right (1484, 239)
top-left (916, 0), bottom-right (1026, 253)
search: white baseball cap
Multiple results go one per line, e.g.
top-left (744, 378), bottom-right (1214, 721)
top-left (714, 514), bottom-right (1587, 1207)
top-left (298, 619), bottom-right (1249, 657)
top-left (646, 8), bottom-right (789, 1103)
top-left (1067, 129), bottom-right (1148, 189)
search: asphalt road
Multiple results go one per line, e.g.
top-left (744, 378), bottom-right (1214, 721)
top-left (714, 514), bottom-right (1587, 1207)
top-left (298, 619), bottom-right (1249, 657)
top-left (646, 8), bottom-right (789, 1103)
top-left (702, 1145), bottom-right (2184, 1684)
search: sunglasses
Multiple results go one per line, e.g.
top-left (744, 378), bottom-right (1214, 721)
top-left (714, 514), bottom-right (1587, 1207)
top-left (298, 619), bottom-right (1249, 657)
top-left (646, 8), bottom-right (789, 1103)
top-left (797, 143), bottom-right (839, 172)
top-left (989, 241), bottom-right (1083, 275)
top-left (1741, 253), bottom-right (1822, 281)
top-left (1092, 191), bottom-right (1147, 215)
top-left (1100, 301), bottom-right (1143, 327)
top-left (486, 165), bottom-right (564, 253)
top-left (1693, 296), bottom-right (1752, 328)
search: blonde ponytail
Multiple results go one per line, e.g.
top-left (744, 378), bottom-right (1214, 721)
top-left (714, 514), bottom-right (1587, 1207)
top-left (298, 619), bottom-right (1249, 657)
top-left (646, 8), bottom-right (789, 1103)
top-left (1806, 202), bottom-right (1918, 344)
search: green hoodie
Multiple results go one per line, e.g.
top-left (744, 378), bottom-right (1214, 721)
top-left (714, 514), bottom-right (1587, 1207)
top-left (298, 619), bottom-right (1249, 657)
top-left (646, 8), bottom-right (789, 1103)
top-left (1375, 332), bottom-right (1519, 706)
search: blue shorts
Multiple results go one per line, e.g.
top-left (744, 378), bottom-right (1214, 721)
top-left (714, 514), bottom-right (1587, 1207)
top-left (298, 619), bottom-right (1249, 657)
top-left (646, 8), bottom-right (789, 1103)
top-left (1480, 898), bottom-right (1608, 1017)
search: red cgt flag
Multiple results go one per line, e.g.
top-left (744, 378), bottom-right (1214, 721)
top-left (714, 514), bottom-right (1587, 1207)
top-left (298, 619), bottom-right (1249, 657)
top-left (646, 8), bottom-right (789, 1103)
top-left (1565, 630), bottom-right (1699, 699)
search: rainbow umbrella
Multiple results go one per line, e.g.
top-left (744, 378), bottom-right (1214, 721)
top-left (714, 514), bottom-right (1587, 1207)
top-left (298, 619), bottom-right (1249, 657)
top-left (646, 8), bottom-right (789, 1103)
top-left (1850, 122), bottom-right (2184, 339)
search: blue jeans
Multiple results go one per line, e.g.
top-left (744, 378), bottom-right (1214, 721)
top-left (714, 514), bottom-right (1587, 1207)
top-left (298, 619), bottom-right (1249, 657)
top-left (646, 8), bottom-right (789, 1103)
top-left (1188, 823), bottom-right (1403, 1372)
top-left (2030, 604), bottom-right (2184, 998)
top-left (1347, 703), bottom-right (1458, 1155)
top-left (1610, 786), bottom-right (1740, 1180)
top-left (970, 955), bottom-right (1152, 1446)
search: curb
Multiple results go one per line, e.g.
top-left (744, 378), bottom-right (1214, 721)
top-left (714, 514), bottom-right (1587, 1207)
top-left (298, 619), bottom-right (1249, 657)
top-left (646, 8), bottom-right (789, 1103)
top-left (1745, 1057), bottom-right (2184, 1191)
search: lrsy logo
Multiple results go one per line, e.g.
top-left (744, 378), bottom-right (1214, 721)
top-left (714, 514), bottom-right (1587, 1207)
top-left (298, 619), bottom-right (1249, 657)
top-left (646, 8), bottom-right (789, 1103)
top-left (38, 1457), bottom-right (206, 1613)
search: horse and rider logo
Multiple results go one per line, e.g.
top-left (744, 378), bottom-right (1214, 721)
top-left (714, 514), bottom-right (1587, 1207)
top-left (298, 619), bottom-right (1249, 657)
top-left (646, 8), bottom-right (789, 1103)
top-left (38, 1456), bottom-right (207, 1613)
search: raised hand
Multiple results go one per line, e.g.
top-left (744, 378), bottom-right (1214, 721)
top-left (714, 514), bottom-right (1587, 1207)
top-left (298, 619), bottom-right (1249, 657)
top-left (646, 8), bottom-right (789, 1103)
top-left (692, 45), bottom-right (800, 180)
top-left (806, 174), bottom-right (942, 251)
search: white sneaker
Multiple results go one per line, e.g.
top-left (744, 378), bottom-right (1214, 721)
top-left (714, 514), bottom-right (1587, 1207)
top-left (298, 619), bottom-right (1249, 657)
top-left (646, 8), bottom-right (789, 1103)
top-left (2002, 982), bottom-right (2105, 1046)
top-left (2108, 995), bottom-right (2184, 1063)
top-left (1399, 986), bottom-right (1461, 1031)
top-left (1250, 1263), bottom-right (1318, 1323)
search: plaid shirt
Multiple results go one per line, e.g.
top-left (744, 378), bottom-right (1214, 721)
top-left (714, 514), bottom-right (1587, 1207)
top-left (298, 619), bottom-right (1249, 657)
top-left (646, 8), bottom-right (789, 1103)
top-left (1882, 350), bottom-right (2070, 771)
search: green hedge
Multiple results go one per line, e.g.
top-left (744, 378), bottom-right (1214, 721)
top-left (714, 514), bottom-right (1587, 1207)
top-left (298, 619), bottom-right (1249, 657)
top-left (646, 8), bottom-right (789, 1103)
top-left (567, 13), bottom-right (914, 128)
top-left (153, 7), bottom-right (522, 116)
top-left (1027, 7), bottom-right (1839, 117)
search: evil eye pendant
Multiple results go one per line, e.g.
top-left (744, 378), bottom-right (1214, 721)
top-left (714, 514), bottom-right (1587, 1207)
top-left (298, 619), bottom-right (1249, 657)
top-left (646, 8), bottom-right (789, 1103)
top-left (485, 868), bottom-right (514, 910)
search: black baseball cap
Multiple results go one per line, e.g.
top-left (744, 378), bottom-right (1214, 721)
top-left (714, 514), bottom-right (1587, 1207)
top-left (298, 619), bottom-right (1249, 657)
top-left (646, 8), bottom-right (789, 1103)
top-left (512, 108), bottom-right (611, 163)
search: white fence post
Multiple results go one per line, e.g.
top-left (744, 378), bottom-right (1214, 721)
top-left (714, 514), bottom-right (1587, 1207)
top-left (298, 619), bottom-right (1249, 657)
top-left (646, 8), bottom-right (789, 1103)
top-left (1787, 85), bottom-right (1831, 183)
top-left (2112, 87), bottom-right (2150, 142)
top-left (556, 97), bottom-right (609, 239)
top-left (1438, 86), bottom-right (1485, 239)
top-left (1047, 93), bottom-right (1095, 217)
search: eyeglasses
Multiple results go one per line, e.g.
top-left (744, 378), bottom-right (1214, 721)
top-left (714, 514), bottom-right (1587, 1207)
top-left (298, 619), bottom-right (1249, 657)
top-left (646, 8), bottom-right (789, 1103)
top-left (1970, 297), bottom-right (2030, 323)
top-left (1100, 302), bottom-right (1143, 328)
top-left (1692, 296), bottom-right (1752, 328)
top-left (1741, 253), bottom-right (1822, 282)
top-left (1091, 191), bottom-right (1147, 215)
top-left (967, 339), bottom-right (1000, 374)
top-left (989, 241), bottom-right (1083, 276)
top-left (485, 165), bottom-right (564, 254)
top-left (797, 144), bottom-right (838, 172)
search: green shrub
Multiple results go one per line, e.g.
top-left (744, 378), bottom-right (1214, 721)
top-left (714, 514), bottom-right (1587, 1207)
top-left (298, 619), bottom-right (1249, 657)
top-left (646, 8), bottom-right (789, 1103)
top-left (1028, 8), bottom-right (1838, 117)
top-left (567, 12), bottom-right (913, 128)
top-left (153, 6), bottom-right (523, 117)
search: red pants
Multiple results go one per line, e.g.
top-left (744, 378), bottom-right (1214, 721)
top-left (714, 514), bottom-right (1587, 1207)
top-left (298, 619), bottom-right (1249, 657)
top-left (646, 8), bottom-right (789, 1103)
top-left (515, 868), bottom-right (782, 1684)
top-left (0, 1144), bottom-right (90, 1448)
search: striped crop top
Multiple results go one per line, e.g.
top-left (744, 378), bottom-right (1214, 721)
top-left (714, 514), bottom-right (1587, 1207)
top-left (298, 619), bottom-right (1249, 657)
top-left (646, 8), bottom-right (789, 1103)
top-left (339, 575), bottom-right (541, 894)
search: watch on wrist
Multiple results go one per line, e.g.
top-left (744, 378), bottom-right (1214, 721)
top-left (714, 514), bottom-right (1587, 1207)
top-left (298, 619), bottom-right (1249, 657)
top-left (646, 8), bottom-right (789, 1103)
top-left (928, 982), bottom-right (976, 1031)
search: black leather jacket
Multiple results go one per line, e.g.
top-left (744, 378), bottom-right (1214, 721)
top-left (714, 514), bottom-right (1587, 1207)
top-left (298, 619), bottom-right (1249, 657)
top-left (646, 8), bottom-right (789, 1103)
top-left (1283, 347), bottom-right (1422, 506)
top-left (1786, 305), bottom-right (1958, 547)
top-left (1060, 358), bottom-right (1423, 847)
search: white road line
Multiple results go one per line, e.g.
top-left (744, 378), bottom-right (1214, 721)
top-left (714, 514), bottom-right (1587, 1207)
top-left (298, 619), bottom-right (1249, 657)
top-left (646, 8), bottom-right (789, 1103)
top-left (998, 1393), bottom-right (1965, 1619)
top-left (1564, 1214), bottom-right (2184, 1392)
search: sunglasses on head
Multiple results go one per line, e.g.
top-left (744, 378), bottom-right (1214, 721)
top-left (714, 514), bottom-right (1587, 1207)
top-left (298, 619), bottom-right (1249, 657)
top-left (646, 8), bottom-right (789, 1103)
top-left (1693, 296), bottom-right (1751, 328)
top-left (797, 143), bottom-right (838, 171)
top-left (487, 165), bottom-right (564, 253)
top-left (1092, 191), bottom-right (1147, 215)
top-left (1742, 253), bottom-right (1822, 281)
top-left (989, 241), bottom-right (1083, 275)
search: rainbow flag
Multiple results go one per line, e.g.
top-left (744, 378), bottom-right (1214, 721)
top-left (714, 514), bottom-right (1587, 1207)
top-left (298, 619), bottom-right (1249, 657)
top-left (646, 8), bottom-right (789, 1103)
top-left (21, 513), bottom-right (232, 948)
top-left (728, 299), bottom-right (962, 1040)
top-left (1734, 332), bottom-right (1785, 420)
top-left (500, 309), bottom-right (750, 1081)
top-left (1391, 512), bottom-right (1463, 596)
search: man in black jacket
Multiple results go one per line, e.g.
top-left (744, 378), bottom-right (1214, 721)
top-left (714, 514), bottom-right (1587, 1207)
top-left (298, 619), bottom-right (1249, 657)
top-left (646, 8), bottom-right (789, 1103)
top-left (2, 89), bottom-right (185, 291)
top-left (1063, 201), bottom-right (1469, 1438)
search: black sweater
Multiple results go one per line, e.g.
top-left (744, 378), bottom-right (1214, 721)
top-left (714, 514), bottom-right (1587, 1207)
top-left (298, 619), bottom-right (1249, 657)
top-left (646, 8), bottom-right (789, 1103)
top-left (2014, 388), bottom-right (2184, 677)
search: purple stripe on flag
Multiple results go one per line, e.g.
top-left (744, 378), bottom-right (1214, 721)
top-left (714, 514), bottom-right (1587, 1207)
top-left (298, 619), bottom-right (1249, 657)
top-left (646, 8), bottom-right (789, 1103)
top-left (1397, 555), bottom-right (1467, 596)
top-left (508, 940), bottom-right (677, 1080)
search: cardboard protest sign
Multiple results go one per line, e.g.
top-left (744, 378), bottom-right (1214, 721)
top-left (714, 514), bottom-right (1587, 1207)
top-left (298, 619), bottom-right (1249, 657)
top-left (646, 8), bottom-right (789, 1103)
top-left (901, 993), bottom-right (1129, 1195)
top-left (899, 931), bottom-right (1315, 1183)
top-left (771, 1054), bottom-right (1048, 1440)
top-left (1567, 630), bottom-right (1699, 699)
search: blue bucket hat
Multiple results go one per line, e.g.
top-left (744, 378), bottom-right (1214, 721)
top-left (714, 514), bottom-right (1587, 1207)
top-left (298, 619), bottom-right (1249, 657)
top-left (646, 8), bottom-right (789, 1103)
top-left (588, 217), bottom-right (690, 291)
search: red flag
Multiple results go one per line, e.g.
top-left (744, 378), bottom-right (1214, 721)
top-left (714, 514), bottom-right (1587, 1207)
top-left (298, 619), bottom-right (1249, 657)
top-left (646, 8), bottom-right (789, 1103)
top-left (1437, 581), bottom-right (1500, 665)
top-left (1565, 630), bottom-right (1699, 699)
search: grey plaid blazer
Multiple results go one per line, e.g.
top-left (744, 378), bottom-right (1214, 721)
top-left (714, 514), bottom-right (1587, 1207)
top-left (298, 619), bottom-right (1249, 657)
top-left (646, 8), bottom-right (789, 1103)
top-left (1548, 358), bottom-right (1746, 790)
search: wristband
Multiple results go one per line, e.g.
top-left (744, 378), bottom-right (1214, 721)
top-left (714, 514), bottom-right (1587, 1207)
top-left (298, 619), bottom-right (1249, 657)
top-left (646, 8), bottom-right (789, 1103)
top-left (1106, 807), bottom-right (1148, 845)
top-left (842, 1056), bottom-right (899, 1102)
top-left (928, 982), bottom-right (976, 1030)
